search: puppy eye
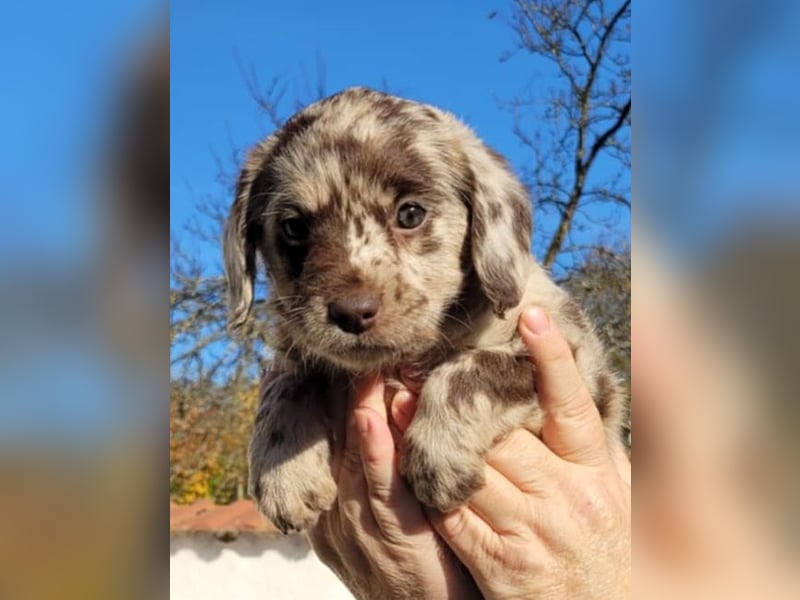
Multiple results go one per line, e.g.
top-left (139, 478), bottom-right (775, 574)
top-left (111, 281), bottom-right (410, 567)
top-left (280, 216), bottom-right (309, 242)
top-left (396, 202), bottom-right (426, 229)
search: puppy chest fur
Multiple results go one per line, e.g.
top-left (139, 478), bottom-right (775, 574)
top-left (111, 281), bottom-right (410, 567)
top-left (224, 87), bottom-right (626, 533)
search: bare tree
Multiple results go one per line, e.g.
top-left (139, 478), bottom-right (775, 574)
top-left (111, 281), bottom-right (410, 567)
top-left (170, 63), bottom-right (328, 383)
top-left (496, 0), bottom-right (630, 270)
top-left (563, 244), bottom-right (630, 385)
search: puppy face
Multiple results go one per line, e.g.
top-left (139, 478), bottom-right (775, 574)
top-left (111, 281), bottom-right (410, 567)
top-left (225, 88), bottom-right (532, 372)
top-left (260, 136), bottom-right (471, 371)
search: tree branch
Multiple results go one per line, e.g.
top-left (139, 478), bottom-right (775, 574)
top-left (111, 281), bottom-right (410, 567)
top-left (583, 98), bottom-right (630, 171)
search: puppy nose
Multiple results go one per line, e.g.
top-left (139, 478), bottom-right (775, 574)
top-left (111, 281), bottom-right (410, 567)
top-left (327, 294), bottom-right (380, 334)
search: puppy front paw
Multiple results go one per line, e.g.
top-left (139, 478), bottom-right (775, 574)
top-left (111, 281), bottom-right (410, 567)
top-left (399, 429), bottom-right (485, 512)
top-left (249, 442), bottom-right (337, 534)
top-left (251, 470), bottom-right (337, 534)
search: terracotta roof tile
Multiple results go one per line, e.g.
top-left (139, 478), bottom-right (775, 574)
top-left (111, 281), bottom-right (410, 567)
top-left (170, 499), bottom-right (278, 536)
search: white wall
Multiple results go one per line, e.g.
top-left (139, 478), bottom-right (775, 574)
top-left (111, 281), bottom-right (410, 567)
top-left (170, 533), bottom-right (353, 600)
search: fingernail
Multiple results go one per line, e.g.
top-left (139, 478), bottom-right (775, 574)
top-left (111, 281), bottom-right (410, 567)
top-left (523, 307), bottom-right (550, 335)
top-left (394, 390), bottom-right (413, 407)
top-left (392, 391), bottom-right (412, 417)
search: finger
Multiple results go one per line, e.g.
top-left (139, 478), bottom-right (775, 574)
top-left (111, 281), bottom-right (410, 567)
top-left (427, 505), bottom-right (498, 570)
top-left (390, 390), bottom-right (417, 434)
top-left (484, 429), bottom-right (555, 493)
top-left (340, 376), bottom-right (383, 482)
top-left (464, 464), bottom-right (531, 535)
top-left (356, 405), bottom-right (396, 504)
top-left (348, 375), bottom-right (392, 495)
top-left (334, 404), bottom-right (387, 554)
top-left (337, 377), bottom-right (383, 538)
top-left (387, 389), bottom-right (416, 449)
top-left (356, 405), bottom-right (429, 541)
top-left (520, 307), bottom-right (608, 466)
top-left (348, 378), bottom-right (429, 541)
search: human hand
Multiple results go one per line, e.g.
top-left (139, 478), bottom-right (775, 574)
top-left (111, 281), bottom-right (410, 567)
top-left (393, 307), bottom-right (631, 599)
top-left (307, 375), bottom-right (480, 600)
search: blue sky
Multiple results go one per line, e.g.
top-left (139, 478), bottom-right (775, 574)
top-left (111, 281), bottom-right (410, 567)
top-left (0, 0), bottom-right (162, 441)
top-left (0, 0), bottom-right (162, 267)
top-left (170, 0), bottom-right (631, 273)
top-left (635, 0), bottom-right (800, 255)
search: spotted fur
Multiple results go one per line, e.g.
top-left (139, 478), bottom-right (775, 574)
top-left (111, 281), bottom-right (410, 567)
top-left (224, 87), bottom-right (626, 530)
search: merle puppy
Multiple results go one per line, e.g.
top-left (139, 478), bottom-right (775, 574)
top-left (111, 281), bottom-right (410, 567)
top-left (224, 87), bottom-right (625, 533)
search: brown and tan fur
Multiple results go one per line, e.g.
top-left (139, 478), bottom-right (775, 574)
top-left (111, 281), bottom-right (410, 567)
top-left (224, 87), bottom-right (625, 533)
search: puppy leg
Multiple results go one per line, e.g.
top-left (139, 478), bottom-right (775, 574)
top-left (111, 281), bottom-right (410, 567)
top-left (248, 368), bottom-right (337, 533)
top-left (400, 349), bottom-right (542, 512)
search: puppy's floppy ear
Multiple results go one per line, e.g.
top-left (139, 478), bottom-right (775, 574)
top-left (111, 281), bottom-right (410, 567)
top-left (223, 140), bottom-right (275, 332)
top-left (463, 146), bottom-right (532, 316)
top-left (224, 108), bottom-right (321, 332)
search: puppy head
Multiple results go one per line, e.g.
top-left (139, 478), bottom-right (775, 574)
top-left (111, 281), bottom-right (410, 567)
top-left (224, 87), bottom-right (531, 371)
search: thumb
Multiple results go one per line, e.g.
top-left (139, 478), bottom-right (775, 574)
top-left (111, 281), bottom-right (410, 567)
top-left (519, 307), bottom-right (608, 466)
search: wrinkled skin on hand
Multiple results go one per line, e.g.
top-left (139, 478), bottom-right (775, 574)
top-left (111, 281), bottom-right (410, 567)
top-left (309, 307), bottom-right (631, 599)
top-left (307, 376), bottom-right (480, 600)
top-left (426, 308), bottom-right (631, 599)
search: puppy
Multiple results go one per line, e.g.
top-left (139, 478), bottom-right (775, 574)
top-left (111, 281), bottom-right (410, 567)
top-left (224, 87), bottom-right (626, 533)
